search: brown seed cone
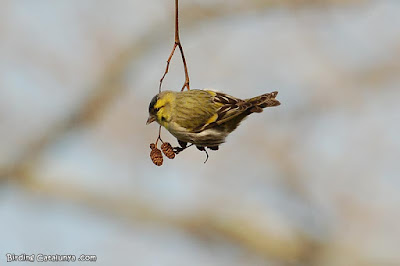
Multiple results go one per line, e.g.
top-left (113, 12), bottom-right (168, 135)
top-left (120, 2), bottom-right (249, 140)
top-left (150, 144), bottom-right (163, 166)
top-left (161, 142), bottom-right (175, 159)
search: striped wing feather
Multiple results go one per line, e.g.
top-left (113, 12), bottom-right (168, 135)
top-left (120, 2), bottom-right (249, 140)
top-left (192, 91), bottom-right (279, 133)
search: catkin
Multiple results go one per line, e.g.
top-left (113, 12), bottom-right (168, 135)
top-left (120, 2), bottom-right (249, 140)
top-left (150, 143), bottom-right (163, 166)
top-left (161, 142), bottom-right (175, 159)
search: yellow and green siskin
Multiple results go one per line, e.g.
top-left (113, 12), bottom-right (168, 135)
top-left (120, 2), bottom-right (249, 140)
top-left (146, 89), bottom-right (280, 153)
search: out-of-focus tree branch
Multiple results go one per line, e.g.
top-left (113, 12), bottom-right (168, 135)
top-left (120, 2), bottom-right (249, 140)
top-left (1, 0), bottom-right (380, 264)
top-left (24, 177), bottom-right (321, 263)
top-left (0, 0), bottom-right (369, 183)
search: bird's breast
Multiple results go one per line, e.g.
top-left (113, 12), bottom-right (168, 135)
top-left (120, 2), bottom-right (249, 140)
top-left (166, 123), bottom-right (226, 146)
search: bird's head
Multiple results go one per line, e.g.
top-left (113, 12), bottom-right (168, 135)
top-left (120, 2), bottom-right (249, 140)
top-left (146, 91), bottom-right (174, 126)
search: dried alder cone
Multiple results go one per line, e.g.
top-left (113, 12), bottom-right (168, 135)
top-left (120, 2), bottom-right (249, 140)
top-left (150, 143), bottom-right (163, 166)
top-left (161, 142), bottom-right (175, 159)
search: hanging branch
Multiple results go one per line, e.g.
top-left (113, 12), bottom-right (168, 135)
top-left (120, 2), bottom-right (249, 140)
top-left (159, 0), bottom-right (190, 92)
top-left (151, 0), bottom-right (191, 166)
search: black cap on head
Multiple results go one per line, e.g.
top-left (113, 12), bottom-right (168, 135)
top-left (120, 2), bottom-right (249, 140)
top-left (149, 94), bottom-right (159, 115)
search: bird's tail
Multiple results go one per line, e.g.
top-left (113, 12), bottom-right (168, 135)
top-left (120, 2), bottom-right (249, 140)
top-left (245, 91), bottom-right (280, 113)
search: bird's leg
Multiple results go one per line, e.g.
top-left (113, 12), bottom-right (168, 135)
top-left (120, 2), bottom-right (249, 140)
top-left (196, 146), bottom-right (209, 163)
top-left (203, 150), bottom-right (209, 163)
top-left (178, 140), bottom-right (187, 149)
top-left (173, 141), bottom-right (192, 154)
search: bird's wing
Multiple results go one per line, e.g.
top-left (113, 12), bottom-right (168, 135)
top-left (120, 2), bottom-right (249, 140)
top-left (191, 92), bottom-right (248, 132)
top-left (191, 91), bottom-right (280, 133)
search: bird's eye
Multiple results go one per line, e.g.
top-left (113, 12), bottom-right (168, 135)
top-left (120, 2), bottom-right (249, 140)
top-left (161, 116), bottom-right (166, 121)
top-left (151, 107), bottom-right (160, 114)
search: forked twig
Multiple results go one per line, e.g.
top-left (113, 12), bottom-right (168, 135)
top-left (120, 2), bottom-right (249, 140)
top-left (159, 0), bottom-right (190, 92)
top-left (155, 125), bottom-right (163, 146)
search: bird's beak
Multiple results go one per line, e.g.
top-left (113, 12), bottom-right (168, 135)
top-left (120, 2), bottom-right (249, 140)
top-left (146, 116), bottom-right (156, 125)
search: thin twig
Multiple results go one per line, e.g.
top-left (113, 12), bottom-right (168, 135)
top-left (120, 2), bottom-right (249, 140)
top-left (155, 125), bottom-right (163, 146)
top-left (159, 0), bottom-right (190, 93)
top-left (159, 45), bottom-right (177, 93)
top-left (177, 42), bottom-right (190, 91)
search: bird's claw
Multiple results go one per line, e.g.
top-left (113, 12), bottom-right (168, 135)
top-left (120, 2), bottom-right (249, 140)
top-left (173, 146), bottom-right (184, 154)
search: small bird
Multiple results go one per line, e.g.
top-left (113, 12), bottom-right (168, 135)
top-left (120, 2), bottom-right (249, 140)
top-left (146, 89), bottom-right (280, 153)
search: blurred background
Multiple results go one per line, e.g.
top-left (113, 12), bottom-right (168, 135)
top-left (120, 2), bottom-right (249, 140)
top-left (1, 0), bottom-right (399, 265)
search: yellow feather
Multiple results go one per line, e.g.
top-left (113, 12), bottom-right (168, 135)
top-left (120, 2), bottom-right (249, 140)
top-left (205, 90), bottom-right (217, 96)
top-left (206, 113), bottom-right (218, 124)
top-left (154, 92), bottom-right (175, 128)
top-left (154, 92), bottom-right (174, 108)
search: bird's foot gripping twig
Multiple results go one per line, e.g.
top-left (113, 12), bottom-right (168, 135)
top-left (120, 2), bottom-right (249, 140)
top-left (173, 141), bottom-right (193, 155)
top-left (173, 142), bottom-right (219, 163)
